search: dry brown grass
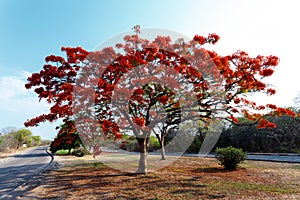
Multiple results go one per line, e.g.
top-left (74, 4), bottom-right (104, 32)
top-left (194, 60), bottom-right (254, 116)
top-left (0, 147), bottom-right (28, 158)
top-left (19, 153), bottom-right (300, 200)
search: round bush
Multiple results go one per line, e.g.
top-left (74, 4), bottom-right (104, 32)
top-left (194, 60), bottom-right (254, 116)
top-left (74, 148), bottom-right (90, 157)
top-left (215, 146), bottom-right (246, 170)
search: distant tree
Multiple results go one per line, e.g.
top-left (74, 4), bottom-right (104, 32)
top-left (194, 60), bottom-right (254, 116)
top-left (50, 119), bottom-right (81, 154)
top-left (41, 139), bottom-right (51, 146)
top-left (267, 114), bottom-right (300, 152)
top-left (14, 129), bottom-right (32, 148)
top-left (217, 114), bottom-right (300, 153)
top-left (0, 128), bottom-right (33, 151)
top-left (0, 131), bottom-right (17, 152)
top-left (31, 135), bottom-right (41, 146)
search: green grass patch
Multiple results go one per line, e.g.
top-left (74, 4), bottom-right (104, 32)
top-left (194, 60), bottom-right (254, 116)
top-left (55, 149), bottom-right (74, 155)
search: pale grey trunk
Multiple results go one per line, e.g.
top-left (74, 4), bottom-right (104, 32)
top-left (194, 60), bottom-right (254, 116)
top-left (136, 137), bottom-right (149, 174)
top-left (160, 136), bottom-right (166, 160)
top-left (155, 133), bottom-right (166, 160)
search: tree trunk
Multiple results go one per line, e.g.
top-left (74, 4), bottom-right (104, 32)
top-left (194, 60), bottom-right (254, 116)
top-left (136, 137), bottom-right (149, 174)
top-left (155, 133), bottom-right (166, 160)
top-left (160, 136), bottom-right (166, 160)
top-left (68, 148), bottom-right (71, 155)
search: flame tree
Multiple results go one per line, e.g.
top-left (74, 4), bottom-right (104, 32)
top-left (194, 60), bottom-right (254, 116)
top-left (25, 29), bottom-right (297, 173)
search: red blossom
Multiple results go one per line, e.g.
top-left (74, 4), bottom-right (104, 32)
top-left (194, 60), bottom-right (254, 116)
top-left (193, 35), bottom-right (206, 45)
top-left (257, 119), bottom-right (276, 129)
top-left (45, 55), bottom-right (65, 63)
top-left (234, 98), bottom-right (241, 104)
top-left (267, 88), bottom-right (276, 95)
top-left (159, 95), bottom-right (168, 105)
top-left (207, 33), bottom-right (220, 44)
top-left (133, 117), bottom-right (146, 127)
top-left (260, 69), bottom-right (274, 76)
top-left (133, 88), bottom-right (144, 95)
top-left (232, 108), bottom-right (239, 113)
top-left (258, 105), bottom-right (266, 110)
top-left (229, 115), bottom-right (239, 123)
top-left (267, 104), bottom-right (277, 109)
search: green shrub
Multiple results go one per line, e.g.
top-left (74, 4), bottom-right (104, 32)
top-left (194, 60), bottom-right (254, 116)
top-left (149, 136), bottom-right (160, 152)
top-left (55, 149), bottom-right (73, 155)
top-left (215, 146), bottom-right (246, 170)
top-left (74, 148), bottom-right (90, 157)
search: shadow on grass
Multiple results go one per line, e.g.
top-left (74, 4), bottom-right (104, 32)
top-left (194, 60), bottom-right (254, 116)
top-left (192, 166), bottom-right (245, 174)
top-left (21, 163), bottom-right (231, 199)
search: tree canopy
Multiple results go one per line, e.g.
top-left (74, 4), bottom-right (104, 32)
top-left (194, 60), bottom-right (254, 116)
top-left (25, 28), bottom-right (297, 173)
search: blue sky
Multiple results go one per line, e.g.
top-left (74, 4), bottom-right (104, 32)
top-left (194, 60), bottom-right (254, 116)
top-left (0, 0), bottom-right (299, 139)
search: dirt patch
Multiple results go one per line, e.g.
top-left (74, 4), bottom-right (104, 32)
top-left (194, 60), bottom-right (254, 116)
top-left (18, 154), bottom-right (300, 199)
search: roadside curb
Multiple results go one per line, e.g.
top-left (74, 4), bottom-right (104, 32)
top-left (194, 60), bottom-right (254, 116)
top-left (42, 149), bottom-right (54, 173)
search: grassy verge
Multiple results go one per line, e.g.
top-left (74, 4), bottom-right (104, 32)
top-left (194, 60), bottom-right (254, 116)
top-left (54, 149), bottom-right (75, 155)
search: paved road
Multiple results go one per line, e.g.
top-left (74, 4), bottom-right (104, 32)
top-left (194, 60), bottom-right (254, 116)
top-left (185, 153), bottom-right (300, 163)
top-left (102, 149), bottom-right (300, 163)
top-left (246, 153), bottom-right (300, 163)
top-left (0, 146), bottom-right (52, 199)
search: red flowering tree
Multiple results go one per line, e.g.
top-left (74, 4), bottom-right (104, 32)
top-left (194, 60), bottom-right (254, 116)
top-left (49, 119), bottom-right (81, 154)
top-left (25, 28), bottom-right (297, 173)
